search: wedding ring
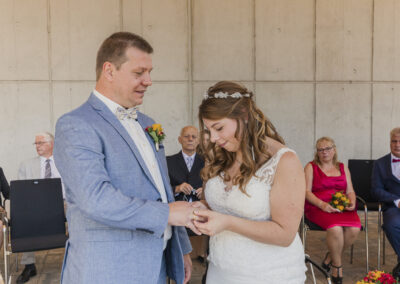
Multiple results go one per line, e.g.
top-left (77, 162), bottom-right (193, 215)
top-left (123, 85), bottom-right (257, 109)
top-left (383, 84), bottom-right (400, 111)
top-left (191, 211), bottom-right (196, 221)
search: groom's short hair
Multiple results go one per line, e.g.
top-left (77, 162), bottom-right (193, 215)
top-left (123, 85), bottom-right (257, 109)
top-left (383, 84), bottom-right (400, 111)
top-left (96, 32), bottom-right (153, 81)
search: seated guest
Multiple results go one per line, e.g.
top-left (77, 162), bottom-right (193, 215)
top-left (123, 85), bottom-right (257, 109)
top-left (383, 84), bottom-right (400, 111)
top-left (167, 126), bottom-right (204, 202)
top-left (167, 126), bottom-right (207, 261)
top-left (304, 137), bottom-right (361, 284)
top-left (0, 166), bottom-right (10, 233)
top-left (0, 167), bottom-right (10, 206)
top-left (372, 127), bottom-right (400, 279)
top-left (17, 132), bottom-right (62, 284)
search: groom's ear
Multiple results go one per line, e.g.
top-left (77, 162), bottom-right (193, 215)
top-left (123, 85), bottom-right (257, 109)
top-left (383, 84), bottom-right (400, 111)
top-left (103, 62), bottom-right (115, 81)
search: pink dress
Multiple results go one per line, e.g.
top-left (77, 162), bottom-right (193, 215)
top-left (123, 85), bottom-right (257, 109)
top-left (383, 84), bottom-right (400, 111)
top-left (304, 162), bottom-right (361, 230)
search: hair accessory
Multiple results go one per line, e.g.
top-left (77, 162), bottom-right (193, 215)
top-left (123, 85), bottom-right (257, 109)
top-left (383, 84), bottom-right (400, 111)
top-left (203, 91), bottom-right (250, 100)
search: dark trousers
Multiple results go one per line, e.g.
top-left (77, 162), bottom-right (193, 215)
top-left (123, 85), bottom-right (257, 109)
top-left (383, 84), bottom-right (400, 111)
top-left (383, 207), bottom-right (400, 262)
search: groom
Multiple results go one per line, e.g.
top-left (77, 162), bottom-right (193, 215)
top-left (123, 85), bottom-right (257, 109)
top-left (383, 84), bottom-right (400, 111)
top-left (54, 32), bottom-right (199, 284)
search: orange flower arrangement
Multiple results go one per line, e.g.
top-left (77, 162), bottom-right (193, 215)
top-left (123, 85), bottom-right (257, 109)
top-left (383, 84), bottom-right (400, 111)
top-left (330, 191), bottom-right (350, 212)
top-left (357, 270), bottom-right (398, 284)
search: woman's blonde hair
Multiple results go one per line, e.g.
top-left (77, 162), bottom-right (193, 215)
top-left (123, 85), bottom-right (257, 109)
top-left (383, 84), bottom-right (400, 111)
top-left (313, 136), bottom-right (340, 169)
top-left (198, 81), bottom-right (284, 194)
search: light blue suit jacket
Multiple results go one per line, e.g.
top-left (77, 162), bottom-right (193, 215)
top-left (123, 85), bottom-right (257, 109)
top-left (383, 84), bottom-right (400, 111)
top-left (54, 94), bottom-right (191, 284)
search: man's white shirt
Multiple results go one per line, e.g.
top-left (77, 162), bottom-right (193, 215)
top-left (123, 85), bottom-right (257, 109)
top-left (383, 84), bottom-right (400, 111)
top-left (93, 90), bottom-right (172, 249)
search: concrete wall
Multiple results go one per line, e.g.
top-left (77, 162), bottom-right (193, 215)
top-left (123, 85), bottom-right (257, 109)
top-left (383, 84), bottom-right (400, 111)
top-left (1, 0), bottom-right (400, 179)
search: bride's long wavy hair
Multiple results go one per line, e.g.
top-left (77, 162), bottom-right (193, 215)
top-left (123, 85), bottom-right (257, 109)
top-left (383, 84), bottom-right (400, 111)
top-left (198, 81), bottom-right (284, 194)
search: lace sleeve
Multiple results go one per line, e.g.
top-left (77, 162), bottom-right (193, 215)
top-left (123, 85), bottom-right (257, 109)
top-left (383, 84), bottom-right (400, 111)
top-left (257, 148), bottom-right (296, 186)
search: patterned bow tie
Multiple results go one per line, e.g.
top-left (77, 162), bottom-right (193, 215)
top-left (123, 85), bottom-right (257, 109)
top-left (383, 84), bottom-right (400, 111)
top-left (393, 158), bottom-right (400, 163)
top-left (115, 107), bottom-right (138, 121)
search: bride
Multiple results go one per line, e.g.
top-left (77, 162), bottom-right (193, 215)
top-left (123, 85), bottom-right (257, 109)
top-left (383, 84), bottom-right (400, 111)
top-left (193, 81), bottom-right (306, 283)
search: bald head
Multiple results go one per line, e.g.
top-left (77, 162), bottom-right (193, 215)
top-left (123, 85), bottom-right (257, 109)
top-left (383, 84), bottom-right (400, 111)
top-left (178, 126), bottom-right (199, 155)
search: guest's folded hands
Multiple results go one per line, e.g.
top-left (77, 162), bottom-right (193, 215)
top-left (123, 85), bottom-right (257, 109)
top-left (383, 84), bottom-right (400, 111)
top-left (344, 202), bottom-right (355, 211)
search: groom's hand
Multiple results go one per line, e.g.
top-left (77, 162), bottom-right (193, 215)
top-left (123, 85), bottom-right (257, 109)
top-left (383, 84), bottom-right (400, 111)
top-left (168, 201), bottom-right (201, 235)
top-left (183, 253), bottom-right (192, 284)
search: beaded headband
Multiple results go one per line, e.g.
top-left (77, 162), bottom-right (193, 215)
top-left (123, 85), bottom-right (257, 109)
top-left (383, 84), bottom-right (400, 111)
top-left (203, 91), bottom-right (251, 100)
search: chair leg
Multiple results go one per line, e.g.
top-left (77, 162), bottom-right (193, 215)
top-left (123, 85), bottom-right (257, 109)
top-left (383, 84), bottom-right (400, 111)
top-left (365, 206), bottom-right (369, 273)
top-left (3, 222), bottom-right (8, 284)
top-left (350, 244), bottom-right (354, 264)
top-left (383, 231), bottom-right (386, 265)
top-left (378, 207), bottom-right (382, 270)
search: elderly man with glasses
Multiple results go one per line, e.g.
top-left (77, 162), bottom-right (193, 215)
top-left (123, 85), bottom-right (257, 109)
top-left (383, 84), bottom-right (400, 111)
top-left (16, 132), bottom-right (63, 283)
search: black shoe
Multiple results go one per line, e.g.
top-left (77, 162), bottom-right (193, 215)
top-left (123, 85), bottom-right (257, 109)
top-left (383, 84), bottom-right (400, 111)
top-left (321, 252), bottom-right (331, 272)
top-left (197, 255), bottom-right (206, 263)
top-left (393, 262), bottom-right (400, 280)
top-left (330, 264), bottom-right (343, 284)
top-left (17, 264), bottom-right (37, 284)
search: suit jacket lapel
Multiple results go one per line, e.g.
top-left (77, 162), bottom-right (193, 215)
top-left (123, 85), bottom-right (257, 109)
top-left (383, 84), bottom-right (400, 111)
top-left (191, 155), bottom-right (202, 174)
top-left (34, 157), bottom-right (41, 178)
top-left (88, 94), bottom-right (159, 191)
top-left (137, 114), bottom-right (175, 201)
top-left (178, 151), bottom-right (189, 174)
top-left (385, 154), bottom-right (400, 184)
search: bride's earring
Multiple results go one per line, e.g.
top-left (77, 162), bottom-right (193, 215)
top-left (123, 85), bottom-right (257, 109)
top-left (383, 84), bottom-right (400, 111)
top-left (251, 145), bottom-right (255, 161)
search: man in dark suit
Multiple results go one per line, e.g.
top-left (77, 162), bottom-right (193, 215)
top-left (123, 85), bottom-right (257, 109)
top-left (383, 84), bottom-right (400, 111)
top-left (167, 126), bottom-right (207, 261)
top-left (167, 126), bottom-right (204, 202)
top-left (372, 127), bottom-right (400, 278)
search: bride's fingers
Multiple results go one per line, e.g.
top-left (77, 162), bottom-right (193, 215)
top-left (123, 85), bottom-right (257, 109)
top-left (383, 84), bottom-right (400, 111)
top-left (193, 209), bottom-right (210, 218)
top-left (186, 221), bottom-right (201, 235)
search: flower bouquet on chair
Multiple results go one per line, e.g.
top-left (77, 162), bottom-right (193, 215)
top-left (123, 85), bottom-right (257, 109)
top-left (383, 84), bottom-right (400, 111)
top-left (357, 270), bottom-right (399, 284)
top-left (329, 191), bottom-right (350, 212)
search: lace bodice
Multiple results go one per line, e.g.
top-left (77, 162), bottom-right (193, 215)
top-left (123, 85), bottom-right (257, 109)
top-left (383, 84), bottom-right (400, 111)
top-left (204, 148), bottom-right (306, 283)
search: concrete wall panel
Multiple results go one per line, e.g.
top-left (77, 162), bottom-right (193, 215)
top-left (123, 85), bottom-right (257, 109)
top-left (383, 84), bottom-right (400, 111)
top-left (142, 0), bottom-right (188, 81)
top-left (316, 84), bottom-right (371, 162)
top-left (52, 82), bottom-right (95, 128)
top-left (140, 83), bottom-right (189, 156)
top-left (0, 0), bottom-right (49, 80)
top-left (0, 82), bottom-right (51, 179)
top-left (192, 0), bottom-right (253, 81)
top-left (51, 0), bottom-right (120, 80)
top-left (122, 0), bottom-right (142, 34)
top-left (316, 0), bottom-right (372, 81)
top-left (256, 83), bottom-right (315, 165)
top-left (372, 84), bottom-right (400, 158)
top-left (373, 0), bottom-right (400, 81)
top-left (256, 0), bottom-right (314, 81)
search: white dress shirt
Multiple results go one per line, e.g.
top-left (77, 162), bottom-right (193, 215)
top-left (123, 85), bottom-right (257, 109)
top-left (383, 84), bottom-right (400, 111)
top-left (40, 156), bottom-right (65, 198)
top-left (182, 152), bottom-right (196, 172)
top-left (391, 154), bottom-right (400, 207)
top-left (93, 90), bottom-right (172, 249)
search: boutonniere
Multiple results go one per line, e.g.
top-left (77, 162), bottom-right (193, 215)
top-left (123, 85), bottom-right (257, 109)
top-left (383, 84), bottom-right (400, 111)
top-left (145, 123), bottom-right (165, 151)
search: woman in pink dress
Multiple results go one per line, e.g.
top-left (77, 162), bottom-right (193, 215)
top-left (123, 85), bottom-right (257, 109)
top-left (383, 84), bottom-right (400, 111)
top-left (304, 137), bottom-right (361, 284)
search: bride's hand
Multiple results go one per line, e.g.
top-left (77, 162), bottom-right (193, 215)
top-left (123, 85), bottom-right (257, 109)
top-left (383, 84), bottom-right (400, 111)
top-left (193, 209), bottom-right (230, 236)
top-left (191, 201), bottom-right (208, 210)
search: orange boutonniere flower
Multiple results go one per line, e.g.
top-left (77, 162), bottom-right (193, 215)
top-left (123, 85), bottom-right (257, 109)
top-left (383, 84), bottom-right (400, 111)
top-left (145, 123), bottom-right (166, 151)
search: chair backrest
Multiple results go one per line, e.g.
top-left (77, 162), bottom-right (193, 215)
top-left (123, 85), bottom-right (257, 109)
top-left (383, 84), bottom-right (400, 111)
top-left (10, 178), bottom-right (67, 252)
top-left (348, 159), bottom-right (377, 204)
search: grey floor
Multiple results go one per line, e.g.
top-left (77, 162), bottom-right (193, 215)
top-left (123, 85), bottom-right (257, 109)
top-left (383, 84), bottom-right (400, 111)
top-left (0, 211), bottom-right (396, 284)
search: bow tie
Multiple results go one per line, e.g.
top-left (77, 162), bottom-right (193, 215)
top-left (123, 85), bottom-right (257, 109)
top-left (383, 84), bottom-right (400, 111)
top-left (393, 158), bottom-right (400, 163)
top-left (115, 107), bottom-right (138, 121)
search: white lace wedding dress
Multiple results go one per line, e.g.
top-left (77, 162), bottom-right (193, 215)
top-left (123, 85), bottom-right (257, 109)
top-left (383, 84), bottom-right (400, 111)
top-left (204, 148), bottom-right (306, 284)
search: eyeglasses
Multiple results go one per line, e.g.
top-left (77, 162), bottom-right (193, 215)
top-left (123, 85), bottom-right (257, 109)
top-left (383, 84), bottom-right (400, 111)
top-left (317, 146), bottom-right (334, 153)
top-left (33, 141), bottom-right (48, 146)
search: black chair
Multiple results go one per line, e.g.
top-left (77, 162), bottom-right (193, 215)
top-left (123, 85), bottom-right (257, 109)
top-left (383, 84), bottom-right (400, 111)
top-left (2, 178), bottom-right (68, 283)
top-left (305, 254), bottom-right (332, 284)
top-left (348, 159), bottom-right (384, 269)
top-left (301, 199), bottom-right (368, 273)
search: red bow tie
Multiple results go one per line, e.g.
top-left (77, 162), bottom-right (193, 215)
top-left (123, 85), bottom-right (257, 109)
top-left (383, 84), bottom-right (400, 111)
top-left (393, 159), bottom-right (400, 163)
